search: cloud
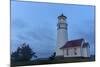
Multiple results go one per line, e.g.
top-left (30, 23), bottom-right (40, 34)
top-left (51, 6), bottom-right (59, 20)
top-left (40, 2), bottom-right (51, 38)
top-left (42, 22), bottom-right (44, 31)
top-left (11, 1), bottom-right (95, 57)
top-left (11, 19), bottom-right (56, 57)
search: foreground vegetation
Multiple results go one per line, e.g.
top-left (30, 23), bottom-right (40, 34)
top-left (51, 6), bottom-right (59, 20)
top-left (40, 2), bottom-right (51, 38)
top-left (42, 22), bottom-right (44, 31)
top-left (11, 56), bottom-right (95, 67)
top-left (11, 43), bottom-right (95, 67)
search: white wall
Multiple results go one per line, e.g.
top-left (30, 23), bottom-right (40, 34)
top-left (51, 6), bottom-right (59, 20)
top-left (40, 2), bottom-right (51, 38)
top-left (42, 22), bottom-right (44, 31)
top-left (56, 29), bottom-right (67, 56)
top-left (63, 46), bottom-right (89, 57)
top-left (63, 47), bottom-right (81, 57)
top-left (82, 47), bottom-right (88, 57)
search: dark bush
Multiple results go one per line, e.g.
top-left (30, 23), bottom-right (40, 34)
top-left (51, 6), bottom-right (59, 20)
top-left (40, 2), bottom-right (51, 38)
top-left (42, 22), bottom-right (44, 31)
top-left (11, 43), bottom-right (37, 62)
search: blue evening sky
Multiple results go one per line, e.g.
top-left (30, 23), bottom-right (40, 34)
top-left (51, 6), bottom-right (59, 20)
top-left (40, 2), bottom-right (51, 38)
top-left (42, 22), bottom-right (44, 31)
top-left (11, 1), bottom-right (95, 58)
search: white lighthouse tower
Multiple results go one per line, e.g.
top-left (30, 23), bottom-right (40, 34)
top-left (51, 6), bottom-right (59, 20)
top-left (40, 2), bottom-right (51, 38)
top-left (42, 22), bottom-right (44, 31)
top-left (56, 14), bottom-right (68, 57)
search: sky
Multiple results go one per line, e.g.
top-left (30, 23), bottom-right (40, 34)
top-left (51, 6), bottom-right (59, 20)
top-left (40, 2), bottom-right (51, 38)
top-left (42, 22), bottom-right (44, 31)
top-left (11, 1), bottom-right (95, 58)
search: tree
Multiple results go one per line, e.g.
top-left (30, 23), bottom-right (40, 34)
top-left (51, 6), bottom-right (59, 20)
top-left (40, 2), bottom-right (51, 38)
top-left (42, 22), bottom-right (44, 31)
top-left (49, 52), bottom-right (56, 60)
top-left (11, 43), bottom-right (37, 62)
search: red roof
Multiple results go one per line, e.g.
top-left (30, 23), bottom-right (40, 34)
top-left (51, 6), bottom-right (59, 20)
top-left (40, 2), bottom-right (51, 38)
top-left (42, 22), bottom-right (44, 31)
top-left (60, 38), bottom-right (84, 49)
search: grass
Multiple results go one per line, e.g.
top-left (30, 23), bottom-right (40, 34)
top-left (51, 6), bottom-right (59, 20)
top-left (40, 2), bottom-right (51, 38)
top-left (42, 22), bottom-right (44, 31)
top-left (11, 57), bottom-right (95, 67)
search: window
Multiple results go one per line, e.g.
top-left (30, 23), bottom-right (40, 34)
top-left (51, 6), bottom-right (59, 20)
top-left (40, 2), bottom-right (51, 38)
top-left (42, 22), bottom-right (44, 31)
top-left (66, 48), bottom-right (68, 55)
top-left (74, 48), bottom-right (77, 55)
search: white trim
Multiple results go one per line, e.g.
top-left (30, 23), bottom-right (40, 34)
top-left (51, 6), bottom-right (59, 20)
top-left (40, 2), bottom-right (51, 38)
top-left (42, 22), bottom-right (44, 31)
top-left (80, 39), bottom-right (85, 57)
top-left (17, 0), bottom-right (95, 5)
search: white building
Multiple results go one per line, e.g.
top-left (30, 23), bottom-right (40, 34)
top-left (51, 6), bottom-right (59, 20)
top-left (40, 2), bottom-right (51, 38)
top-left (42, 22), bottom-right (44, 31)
top-left (56, 14), bottom-right (90, 57)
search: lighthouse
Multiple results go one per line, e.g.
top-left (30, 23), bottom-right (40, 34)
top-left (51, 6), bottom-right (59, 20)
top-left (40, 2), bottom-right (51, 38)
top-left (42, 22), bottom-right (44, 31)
top-left (56, 14), bottom-right (68, 57)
